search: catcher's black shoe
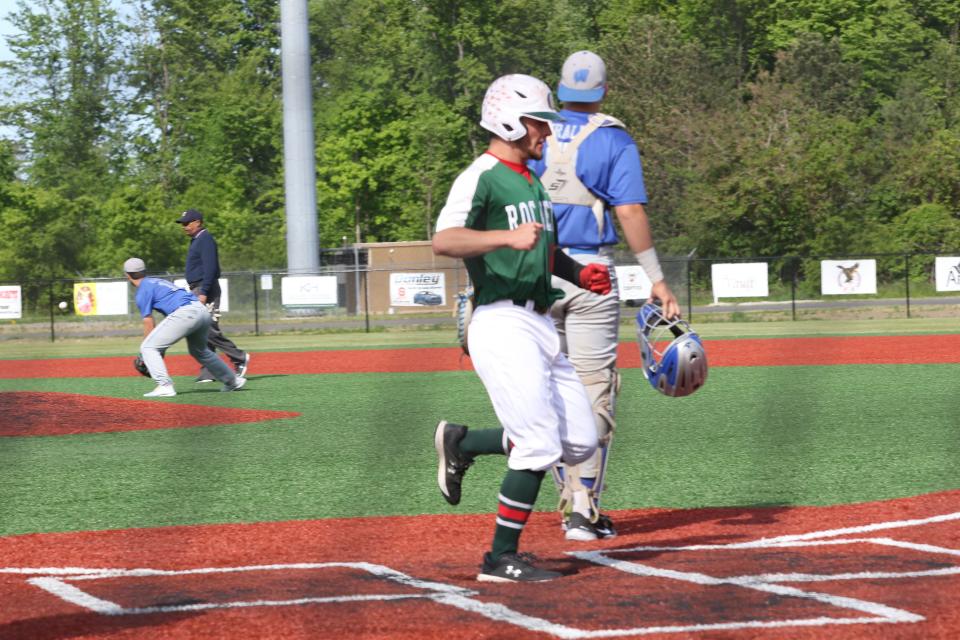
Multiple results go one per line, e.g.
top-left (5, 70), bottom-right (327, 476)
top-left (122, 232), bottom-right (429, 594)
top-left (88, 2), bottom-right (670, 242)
top-left (594, 513), bottom-right (617, 539)
top-left (564, 512), bottom-right (599, 542)
top-left (477, 552), bottom-right (561, 583)
top-left (435, 420), bottom-right (472, 505)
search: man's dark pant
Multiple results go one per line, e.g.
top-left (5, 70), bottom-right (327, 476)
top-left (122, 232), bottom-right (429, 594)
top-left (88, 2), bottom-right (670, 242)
top-left (190, 286), bottom-right (246, 374)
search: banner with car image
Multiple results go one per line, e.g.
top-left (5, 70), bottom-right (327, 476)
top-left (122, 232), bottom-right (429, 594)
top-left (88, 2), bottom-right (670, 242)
top-left (390, 272), bottom-right (445, 307)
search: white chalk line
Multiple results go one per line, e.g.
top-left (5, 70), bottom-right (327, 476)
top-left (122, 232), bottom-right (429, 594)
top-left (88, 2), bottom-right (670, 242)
top-left (3, 509), bottom-right (958, 638)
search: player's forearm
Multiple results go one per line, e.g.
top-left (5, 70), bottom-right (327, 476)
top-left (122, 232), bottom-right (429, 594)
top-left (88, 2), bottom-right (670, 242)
top-left (615, 203), bottom-right (664, 283)
top-left (552, 247), bottom-right (582, 285)
top-left (432, 227), bottom-right (515, 258)
top-left (142, 317), bottom-right (155, 337)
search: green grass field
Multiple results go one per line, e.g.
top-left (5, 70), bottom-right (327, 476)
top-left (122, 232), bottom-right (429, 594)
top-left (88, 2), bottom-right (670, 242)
top-left (1, 317), bottom-right (958, 538)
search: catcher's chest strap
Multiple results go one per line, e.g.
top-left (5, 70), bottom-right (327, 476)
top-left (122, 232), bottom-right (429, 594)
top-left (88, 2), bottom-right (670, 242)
top-left (540, 114), bottom-right (620, 236)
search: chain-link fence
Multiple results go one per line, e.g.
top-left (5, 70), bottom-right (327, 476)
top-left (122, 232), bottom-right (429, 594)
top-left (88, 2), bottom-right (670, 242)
top-left (2, 249), bottom-right (958, 341)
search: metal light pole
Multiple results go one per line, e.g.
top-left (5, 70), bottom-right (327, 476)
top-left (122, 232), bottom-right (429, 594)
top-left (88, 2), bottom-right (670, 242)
top-left (280, 0), bottom-right (319, 274)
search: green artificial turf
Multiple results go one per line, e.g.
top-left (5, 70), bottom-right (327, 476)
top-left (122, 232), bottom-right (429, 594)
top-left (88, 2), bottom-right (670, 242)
top-left (1, 363), bottom-right (958, 536)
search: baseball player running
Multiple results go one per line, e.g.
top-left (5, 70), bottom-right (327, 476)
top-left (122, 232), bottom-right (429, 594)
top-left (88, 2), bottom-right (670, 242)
top-left (432, 74), bottom-right (612, 583)
top-left (528, 51), bottom-right (680, 540)
top-left (124, 257), bottom-right (247, 397)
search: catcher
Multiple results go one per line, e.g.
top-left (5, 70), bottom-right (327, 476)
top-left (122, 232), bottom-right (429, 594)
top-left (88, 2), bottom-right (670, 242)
top-left (124, 257), bottom-right (247, 397)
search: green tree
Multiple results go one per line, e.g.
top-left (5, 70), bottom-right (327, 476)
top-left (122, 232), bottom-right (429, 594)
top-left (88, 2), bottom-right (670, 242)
top-left (126, 0), bottom-right (284, 268)
top-left (1, 0), bottom-right (126, 197)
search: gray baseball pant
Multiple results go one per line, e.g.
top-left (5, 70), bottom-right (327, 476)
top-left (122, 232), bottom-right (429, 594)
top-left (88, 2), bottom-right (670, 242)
top-left (140, 301), bottom-right (239, 387)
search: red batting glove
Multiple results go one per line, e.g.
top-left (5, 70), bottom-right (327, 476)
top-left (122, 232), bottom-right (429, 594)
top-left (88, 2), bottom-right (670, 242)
top-left (579, 263), bottom-right (612, 295)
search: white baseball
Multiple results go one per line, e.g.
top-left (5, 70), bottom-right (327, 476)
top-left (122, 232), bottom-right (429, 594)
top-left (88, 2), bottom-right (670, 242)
top-left (58, 301), bottom-right (68, 310)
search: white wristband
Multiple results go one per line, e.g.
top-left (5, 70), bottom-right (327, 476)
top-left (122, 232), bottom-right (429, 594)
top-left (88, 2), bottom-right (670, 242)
top-left (634, 248), bottom-right (664, 284)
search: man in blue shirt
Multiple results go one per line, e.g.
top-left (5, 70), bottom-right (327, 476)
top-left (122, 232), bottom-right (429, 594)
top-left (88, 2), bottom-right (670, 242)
top-left (125, 257), bottom-right (247, 397)
top-left (529, 51), bottom-right (680, 541)
top-left (177, 209), bottom-right (251, 382)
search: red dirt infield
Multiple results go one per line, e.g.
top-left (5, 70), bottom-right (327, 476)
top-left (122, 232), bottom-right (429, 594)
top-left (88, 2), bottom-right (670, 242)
top-left (2, 333), bottom-right (959, 379)
top-left (1, 490), bottom-right (959, 639)
top-left (0, 391), bottom-right (300, 437)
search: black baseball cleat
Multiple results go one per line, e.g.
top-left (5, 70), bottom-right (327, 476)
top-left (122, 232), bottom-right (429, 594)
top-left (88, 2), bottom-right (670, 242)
top-left (235, 353), bottom-right (251, 377)
top-left (594, 513), bottom-right (617, 539)
top-left (564, 512), bottom-right (599, 541)
top-left (477, 552), bottom-right (561, 583)
top-left (435, 420), bottom-right (472, 505)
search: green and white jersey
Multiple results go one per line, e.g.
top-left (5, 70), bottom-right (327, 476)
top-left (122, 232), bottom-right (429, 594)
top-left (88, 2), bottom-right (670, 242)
top-left (437, 153), bottom-right (564, 308)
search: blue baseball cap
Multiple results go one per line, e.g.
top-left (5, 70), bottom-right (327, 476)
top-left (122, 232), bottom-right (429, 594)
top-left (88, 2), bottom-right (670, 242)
top-left (557, 51), bottom-right (607, 103)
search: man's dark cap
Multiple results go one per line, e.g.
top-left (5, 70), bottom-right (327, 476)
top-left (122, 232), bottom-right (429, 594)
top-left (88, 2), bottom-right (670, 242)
top-left (176, 209), bottom-right (203, 224)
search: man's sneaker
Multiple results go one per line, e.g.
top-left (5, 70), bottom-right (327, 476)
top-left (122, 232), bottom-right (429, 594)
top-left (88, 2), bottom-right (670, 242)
top-left (434, 420), bottom-right (472, 505)
top-left (144, 384), bottom-right (176, 398)
top-left (564, 512), bottom-right (599, 542)
top-left (221, 377), bottom-right (247, 392)
top-left (235, 353), bottom-right (251, 377)
top-left (195, 373), bottom-right (215, 383)
top-left (477, 552), bottom-right (561, 583)
top-left (594, 513), bottom-right (617, 539)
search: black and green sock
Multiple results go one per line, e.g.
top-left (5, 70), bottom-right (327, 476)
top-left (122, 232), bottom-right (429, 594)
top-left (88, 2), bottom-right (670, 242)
top-left (491, 467), bottom-right (545, 559)
top-left (460, 427), bottom-right (507, 458)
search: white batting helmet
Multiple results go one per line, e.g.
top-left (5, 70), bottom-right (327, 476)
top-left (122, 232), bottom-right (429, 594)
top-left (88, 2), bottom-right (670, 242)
top-left (480, 74), bottom-right (564, 142)
top-left (636, 301), bottom-right (708, 397)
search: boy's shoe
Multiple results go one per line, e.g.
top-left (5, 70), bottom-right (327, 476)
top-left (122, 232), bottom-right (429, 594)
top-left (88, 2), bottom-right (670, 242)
top-left (144, 384), bottom-right (176, 398)
top-left (477, 552), bottom-right (561, 583)
top-left (594, 513), bottom-right (617, 539)
top-left (235, 353), bottom-right (251, 377)
top-left (222, 377), bottom-right (247, 392)
top-left (434, 420), bottom-right (472, 505)
top-left (564, 512), bottom-right (599, 542)
top-left (195, 372), bottom-right (215, 383)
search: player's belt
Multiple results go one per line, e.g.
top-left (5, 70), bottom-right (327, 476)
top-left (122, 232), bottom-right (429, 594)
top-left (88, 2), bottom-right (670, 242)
top-left (512, 299), bottom-right (549, 314)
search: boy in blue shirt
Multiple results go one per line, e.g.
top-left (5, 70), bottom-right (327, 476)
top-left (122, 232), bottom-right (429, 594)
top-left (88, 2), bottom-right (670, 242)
top-left (124, 257), bottom-right (247, 397)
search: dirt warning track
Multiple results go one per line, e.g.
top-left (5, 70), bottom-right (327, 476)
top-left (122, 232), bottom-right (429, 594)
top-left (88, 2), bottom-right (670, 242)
top-left (1, 490), bottom-right (959, 639)
top-left (3, 333), bottom-right (960, 379)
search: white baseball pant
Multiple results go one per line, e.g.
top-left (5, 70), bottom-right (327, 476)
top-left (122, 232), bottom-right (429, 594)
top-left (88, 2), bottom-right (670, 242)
top-left (467, 300), bottom-right (598, 472)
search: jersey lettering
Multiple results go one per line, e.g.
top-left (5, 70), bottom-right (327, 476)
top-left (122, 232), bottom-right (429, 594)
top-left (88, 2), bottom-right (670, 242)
top-left (541, 200), bottom-right (554, 231)
top-left (505, 204), bottom-right (519, 229)
top-left (518, 201), bottom-right (532, 224)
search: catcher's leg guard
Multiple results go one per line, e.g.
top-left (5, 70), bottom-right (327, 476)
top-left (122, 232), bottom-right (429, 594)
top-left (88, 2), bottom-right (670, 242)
top-left (554, 368), bottom-right (620, 520)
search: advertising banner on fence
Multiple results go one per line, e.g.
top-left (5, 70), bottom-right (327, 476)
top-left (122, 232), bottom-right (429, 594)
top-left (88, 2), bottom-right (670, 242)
top-left (72, 281), bottom-right (129, 316)
top-left (615, 265), bottom-right (652, 301)
top-left (94, 281), bottom-right (129, 315)
top-left (174, 278), bottom-right (230, 312)
top-left (281, 276), bottom-right (338, 306)
top-left (821, 259), bottom-right (877, 295)
top-left (390, 272), bottom-right (445, 307)
top-left (0, 285), bottom-right (21, 319)
top-left (710, 262), bottom-right (769, 301)
top-left (935, 257), bottom-right (960, 291)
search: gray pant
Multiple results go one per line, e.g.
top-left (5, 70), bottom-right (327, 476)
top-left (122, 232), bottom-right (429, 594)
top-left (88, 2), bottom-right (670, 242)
top-left (191, 287), bottom-right (246, 374)
top-left (549, 248), bottom-right (621, 478)
top-left (141, 301), bottom-right (239, 387)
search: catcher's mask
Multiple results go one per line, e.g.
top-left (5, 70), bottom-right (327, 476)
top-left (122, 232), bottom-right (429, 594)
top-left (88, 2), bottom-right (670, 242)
top-left (636, 301), bottom-right (707, 397)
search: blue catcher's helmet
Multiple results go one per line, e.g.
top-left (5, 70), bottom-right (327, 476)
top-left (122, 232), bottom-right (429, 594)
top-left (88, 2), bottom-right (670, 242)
top-left (636, 301), bottom-right (707, 397)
